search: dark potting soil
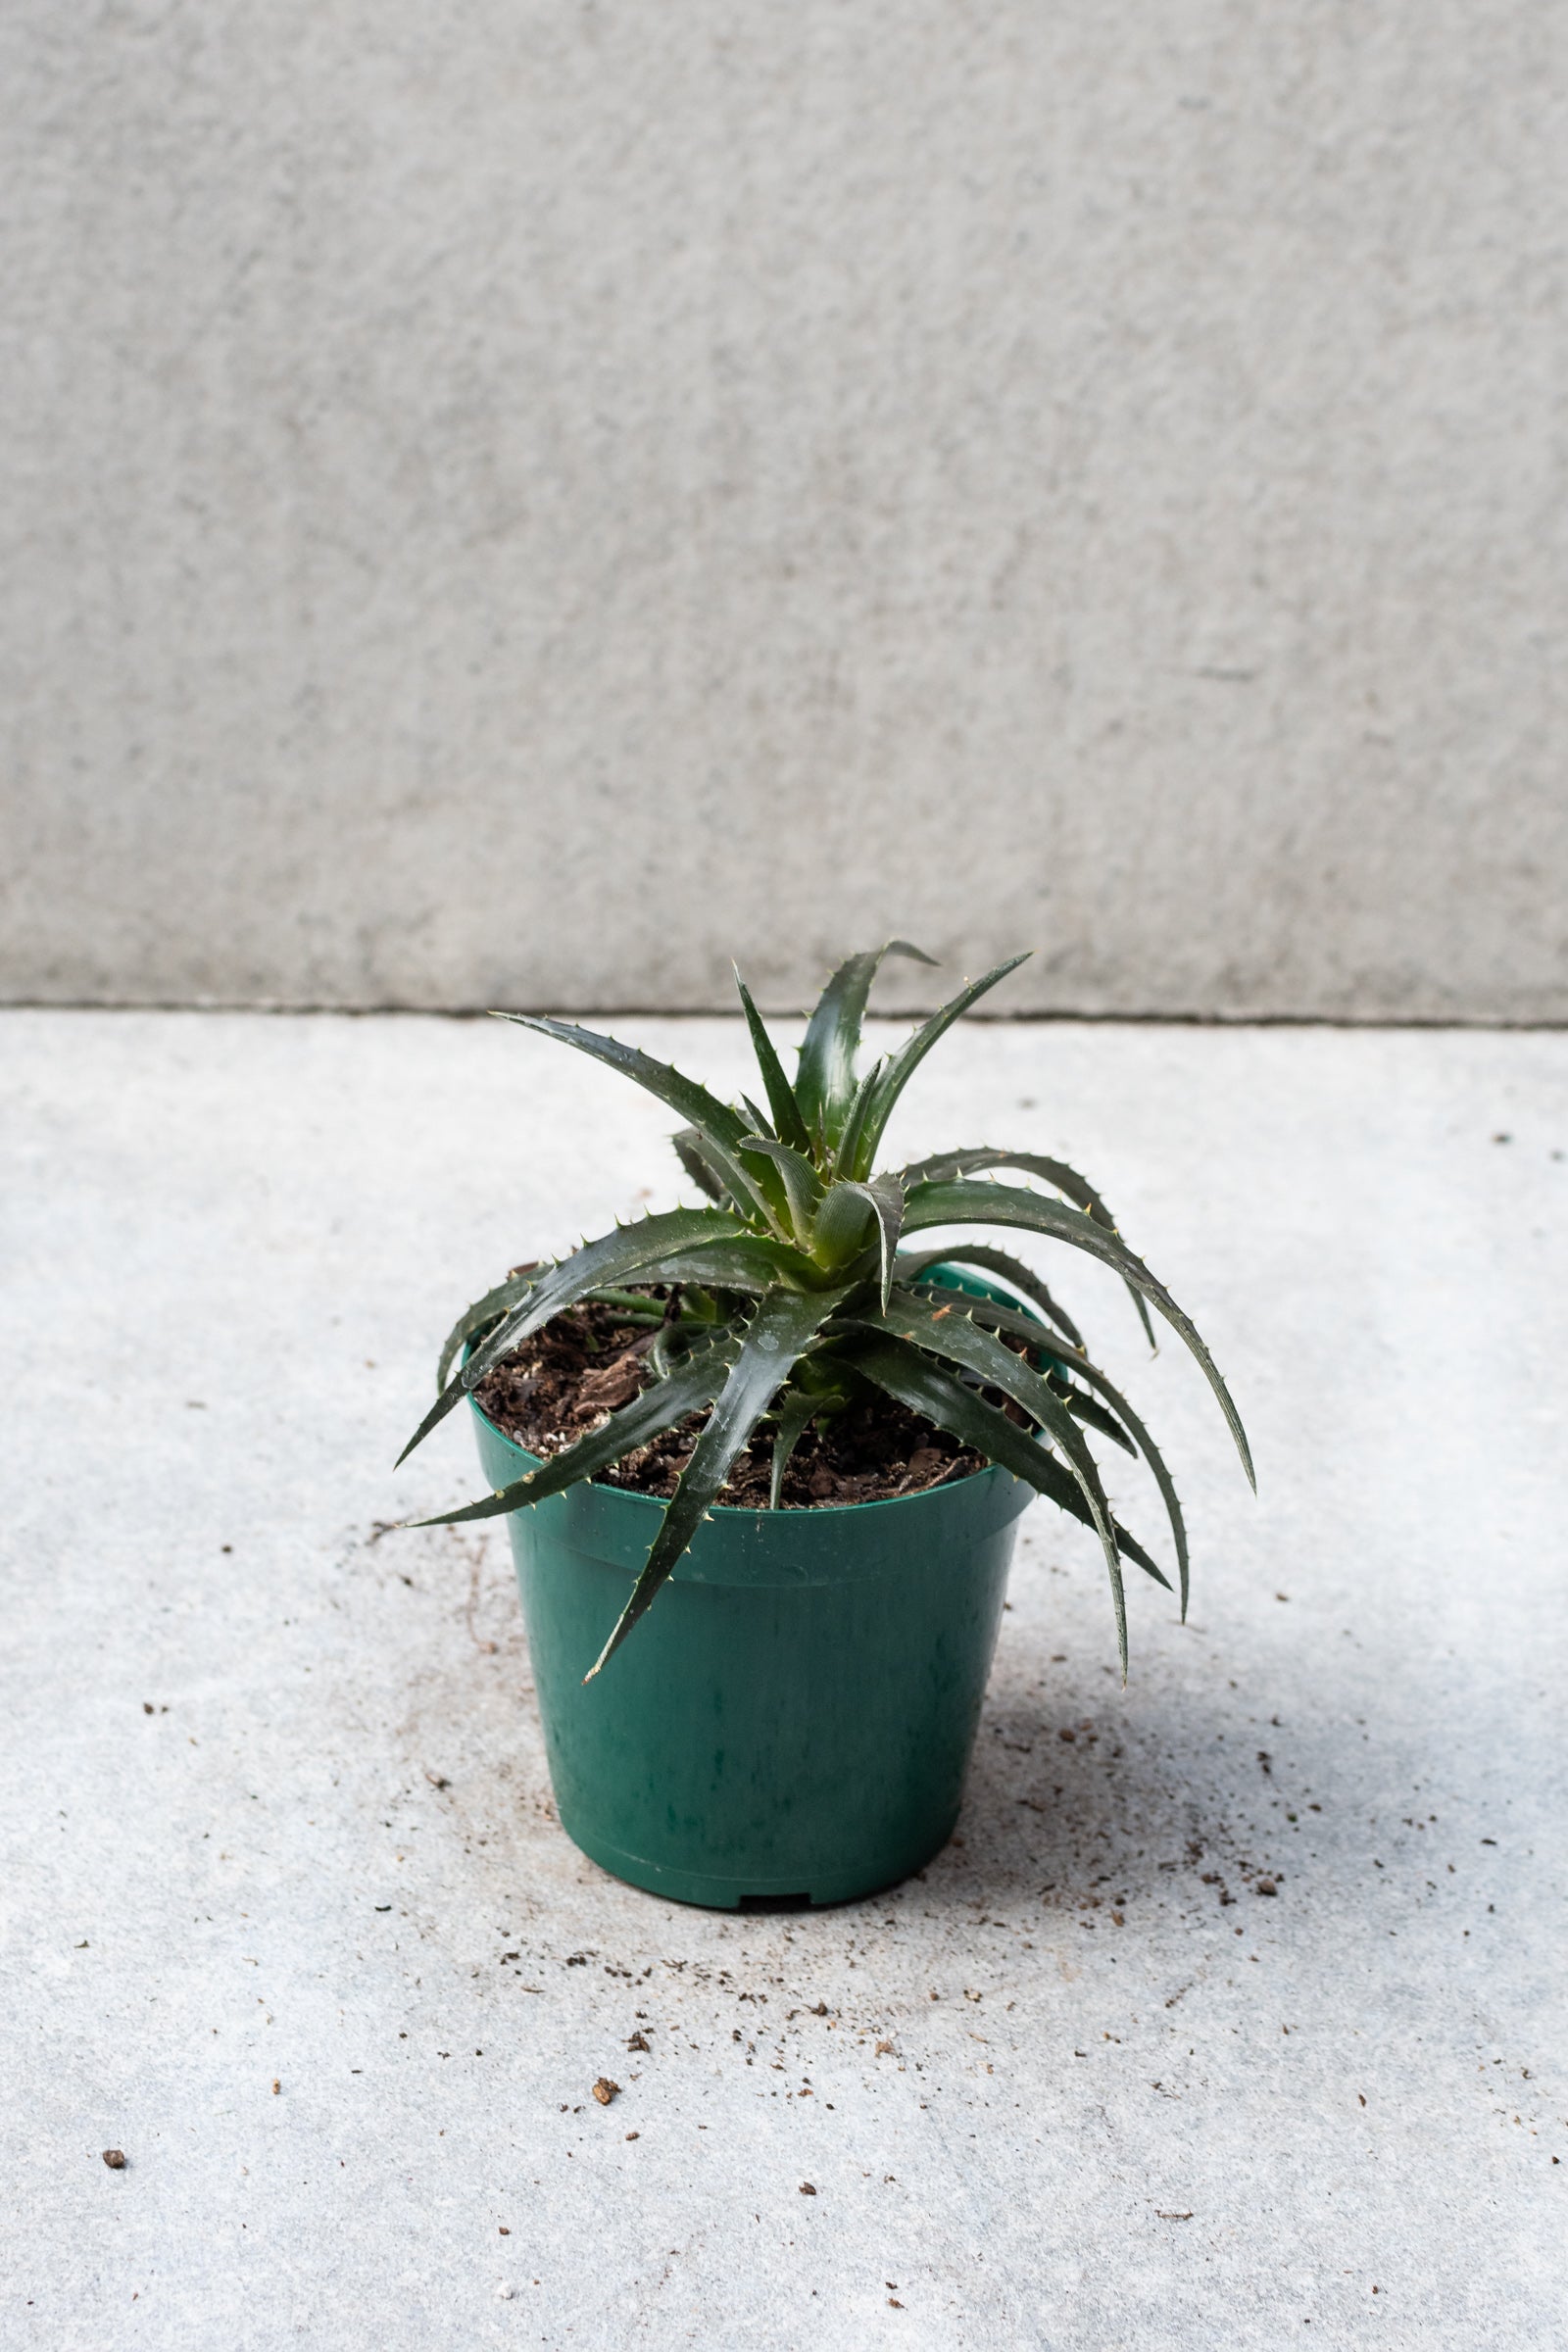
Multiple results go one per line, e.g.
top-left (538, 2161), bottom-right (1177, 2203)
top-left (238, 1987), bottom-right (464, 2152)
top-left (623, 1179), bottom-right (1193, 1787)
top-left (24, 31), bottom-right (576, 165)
top-left (471, 1289), bottom-right (988, 1508)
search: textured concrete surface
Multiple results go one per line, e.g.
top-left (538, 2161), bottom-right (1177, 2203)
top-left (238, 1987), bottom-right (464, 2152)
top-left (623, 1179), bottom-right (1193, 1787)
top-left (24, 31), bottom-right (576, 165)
top-left (3, 3), bottom-right (1565, 1019)
top-left (3, 1009), bottom-right (1566, 2349)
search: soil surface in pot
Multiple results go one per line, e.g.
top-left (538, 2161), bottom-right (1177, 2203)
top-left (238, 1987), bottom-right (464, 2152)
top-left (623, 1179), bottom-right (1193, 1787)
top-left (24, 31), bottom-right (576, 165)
top-left (471, 1289), bottom-right (989, 1508)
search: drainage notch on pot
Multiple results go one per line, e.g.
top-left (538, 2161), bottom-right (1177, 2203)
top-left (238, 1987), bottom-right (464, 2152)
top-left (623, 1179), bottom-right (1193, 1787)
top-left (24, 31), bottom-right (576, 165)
top-left (738, 1892), bottom-right (812, 1914)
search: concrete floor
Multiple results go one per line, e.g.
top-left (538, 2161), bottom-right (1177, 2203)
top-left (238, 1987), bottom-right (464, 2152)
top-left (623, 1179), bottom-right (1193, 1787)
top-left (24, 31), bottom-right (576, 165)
top-left (3, 1009), bottom-right (1565, 2350)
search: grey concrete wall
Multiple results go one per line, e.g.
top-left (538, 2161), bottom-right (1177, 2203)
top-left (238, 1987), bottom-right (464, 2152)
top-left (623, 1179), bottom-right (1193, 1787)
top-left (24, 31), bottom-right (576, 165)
top-left (2, 2), bottom-right (1563, 1019)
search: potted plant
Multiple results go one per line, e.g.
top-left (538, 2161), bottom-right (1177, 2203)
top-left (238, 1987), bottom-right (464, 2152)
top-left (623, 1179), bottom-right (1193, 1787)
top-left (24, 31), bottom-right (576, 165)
top-left (399, 944), bottom-right (1251, 1910)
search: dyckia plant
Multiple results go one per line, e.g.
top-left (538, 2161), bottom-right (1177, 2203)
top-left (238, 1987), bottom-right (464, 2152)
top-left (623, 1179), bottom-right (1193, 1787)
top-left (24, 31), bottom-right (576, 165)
top-left (400, 945), bottom-right (1252, 1681)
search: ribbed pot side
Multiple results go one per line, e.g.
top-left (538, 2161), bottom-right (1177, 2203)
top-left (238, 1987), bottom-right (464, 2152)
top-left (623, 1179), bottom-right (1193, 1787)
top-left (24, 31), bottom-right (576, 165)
top-left (471, 1398), bottom-right (1031, 1911)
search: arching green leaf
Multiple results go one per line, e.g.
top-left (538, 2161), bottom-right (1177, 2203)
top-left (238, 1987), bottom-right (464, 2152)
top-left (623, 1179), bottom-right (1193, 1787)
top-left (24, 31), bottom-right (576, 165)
top-left (1049, 1353), bottom-right (1191, 1620)
top-left (734, 970), bottom-right (813, 1155)
top-left (839, 1290), bottom-right (1123, 1597)
top-left (795, 942), bottom-right (937, 1151)
top-left (671, 1127), bottom-right (729, 1203)
top-left (406, 1334), bottom-right (740, 1528)
top-left (767, 1386), bottom-right (821, 1509)
top-left (902, 1179), bottom-right (1254, 1490)
top-left (843, 1334), bottom-right (1167, 1680)
top-left (815, 1174), bottom-right (905, 1306)
top-left (895, 1245), bottom-right (1087, 1352)
top-left (436, 1263), bottom-right (541, 1392)
top-left (628, 1234), bottom-right (828, 1294)
top-left (737, 1135), bottom-right (825, 1244)
top-left (585, 1285), bottom-right (854, 1680)
top-left (491, 1013), bottom-right (781, 1228)
top-left (396, 1206), bottom-right (746, 1466)
top-left (1056, 1385), bottom-right (1138, 1456)
top-left (840, 956), bottom-right (1031, 1178)
top-left (897, 1276), bottom-right (1190, 1611)
top-left (894, 1145), bottom-right (1153, 1345)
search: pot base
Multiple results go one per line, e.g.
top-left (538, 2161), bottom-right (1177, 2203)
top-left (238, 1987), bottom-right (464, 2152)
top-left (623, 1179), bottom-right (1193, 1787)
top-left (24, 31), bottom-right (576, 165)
top-left (561, 1813), bottom-right (960, 1913)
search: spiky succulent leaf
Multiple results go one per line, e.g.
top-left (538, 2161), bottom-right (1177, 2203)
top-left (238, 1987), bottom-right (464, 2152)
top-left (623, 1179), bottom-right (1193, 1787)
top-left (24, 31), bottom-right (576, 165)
top-left (396, 1206), bottom-right (746, 1466)
top-left (902, 1179), bottom-right (1254, 1489)
top-left (585, 1285), bottom-right (853, 1679)
top-left (407, 1334), bottom-right (740, 1529)
top-left (629, 1234), bottom-right (837, 1294)
top-left (492, 1013), bottom-right (783, 1228)
top-left (901, 1277), bottom-right (1191, 1613)
top-left (737, 1135), bottom-right (825, 1244)
top-left (768, 1385), bottom-right (821, 1509)
top-left (896, 1244), bottom-right (1087, 1351)
top-left (814, 1174), bottom-right (904, 1306)
top-left (839, 956), bottom-right (1031, 1178)
top-left (830, 1059), bottom-right (883, 1177)
top-left (840, 1289), bottom-right (1124, 1598)
top-left (840, 1332), bottom-right (1168, 1602)
top-left (795, 941), bottom-right (937, 1152)
top-left (670, 1126), bottom-right (729, 1203)
top-left (436, 1263), bottom-right (541, 1392)
top-left (842, 1333), bottom-right (1164, 1680)
top-left (734, 970), bottom-right (813, 1155)
top-left (582, 1287), bottom-right (669, 1322)
top-left (903, 1274), bottom-right (1070, 1353)
top-left (808, 1180), bottom-right (874, 1268)
top-left (1045, 1352), bottom-right (1191, 1619)
top-left (1054, 1384), bottom-right (1138, 1456)
top-left (650, 1303), bottom-right (741, 1380)
top-left (846, 1287), bottom-right (1109, 1472)
top-left (895, 1280), bottom-right (1137, 1452)
top-left (896, 1147), bottom-right (1154, 1346)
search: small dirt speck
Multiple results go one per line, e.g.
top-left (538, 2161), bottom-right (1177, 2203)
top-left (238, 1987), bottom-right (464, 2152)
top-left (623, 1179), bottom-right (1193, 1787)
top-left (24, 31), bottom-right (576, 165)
top-left (102, 2150), bottom-right (126, 2170)
top-left (592, 2078), bottom-right (619, 2106)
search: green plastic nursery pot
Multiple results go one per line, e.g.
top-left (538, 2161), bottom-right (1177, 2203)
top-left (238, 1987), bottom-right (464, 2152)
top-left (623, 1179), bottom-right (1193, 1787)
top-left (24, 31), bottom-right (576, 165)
top-left (469, 1271), bottom-right (1036, 1911)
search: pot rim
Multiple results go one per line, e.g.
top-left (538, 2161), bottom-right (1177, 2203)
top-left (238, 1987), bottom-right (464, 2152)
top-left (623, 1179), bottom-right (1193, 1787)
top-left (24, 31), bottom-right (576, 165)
top-left (468, 1386), bottom-right (1017, 1526)
top-left (465, 1258), bottom-right (1043, 1528)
